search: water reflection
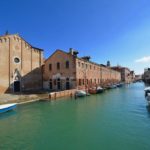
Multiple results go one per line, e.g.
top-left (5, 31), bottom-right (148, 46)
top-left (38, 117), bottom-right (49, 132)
top-left (146, 105), bottom-right (150, 118)
top-left (0, 110), bottom-right (17, 120)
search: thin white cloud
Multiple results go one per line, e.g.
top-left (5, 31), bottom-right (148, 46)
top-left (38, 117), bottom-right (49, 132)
top-left (135, 56), bottom-right (150, 63)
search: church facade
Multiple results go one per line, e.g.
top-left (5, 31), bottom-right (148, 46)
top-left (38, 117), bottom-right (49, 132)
top-left (0, 33), bottom-right (44, 93)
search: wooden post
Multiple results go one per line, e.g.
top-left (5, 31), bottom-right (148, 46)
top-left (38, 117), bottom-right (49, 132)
top-left (55, 93), bottom-right (56, 99)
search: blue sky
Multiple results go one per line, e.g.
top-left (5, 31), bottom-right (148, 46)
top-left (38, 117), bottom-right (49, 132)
top-left (0, 0), bottom-right (150, 74)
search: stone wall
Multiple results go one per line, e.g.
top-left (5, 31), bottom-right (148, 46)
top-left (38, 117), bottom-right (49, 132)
top-left (48, 89), bottom-right (76, 99)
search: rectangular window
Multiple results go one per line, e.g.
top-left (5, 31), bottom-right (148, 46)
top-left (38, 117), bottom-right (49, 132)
top-left (82, 63), bottom-right (84, 68)
top-left (86, 64), bottom-right (88, 69)
top-left (78, 62), bottom-right (80, 67)
top-left (90, 65), bottom-right (92, 69)
top-left (49, 64), bottom-right (52, 71)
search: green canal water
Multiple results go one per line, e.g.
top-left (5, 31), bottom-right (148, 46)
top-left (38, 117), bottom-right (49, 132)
top-left (0, 83), bottom-right (150, 150)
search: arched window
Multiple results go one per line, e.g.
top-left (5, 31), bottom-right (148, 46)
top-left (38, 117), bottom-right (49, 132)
top-left (86, 79), bottom-right (88, 84)
top-left (91, 79), bottom-right (92, 84)
top-left (57, 62), bottom-right (60, 70)
top-left (79, 79), bottom-right (82, 86)
top-left (66, 61), bottom-right (69, 69)
top-left (83, 79), bottom-right (85, 85)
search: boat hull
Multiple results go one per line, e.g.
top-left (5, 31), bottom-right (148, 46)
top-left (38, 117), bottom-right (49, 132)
top-left (89, 88), bottom-right (104, 94)
top-left (0, 103), bottom-right (17, 114)
top-left (89, 90), bottom-right (97, 94)
top-left (75, 90), bottom-right (86, 97)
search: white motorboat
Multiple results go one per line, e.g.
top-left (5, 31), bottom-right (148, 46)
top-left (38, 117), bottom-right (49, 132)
top-left (0, 103), bottom-right (17, 113)
top-left (97, 86), bottom-right (104, 93)
top-left (144, 87), bottom-right (150, 97)
top-left (146, 93), bottom-right (150, 105)
top-left (75, 90), bottom-right (86, 97)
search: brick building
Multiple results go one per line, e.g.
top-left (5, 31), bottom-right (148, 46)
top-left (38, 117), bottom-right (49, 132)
top-left (111, 66), bottom-right (134, 83)
top-left (0, 33), bottom-right (43, 93)
top-left (43, 49), bottom-right (121, 91)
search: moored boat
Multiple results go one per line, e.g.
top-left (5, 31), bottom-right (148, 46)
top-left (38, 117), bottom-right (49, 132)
top-left (146, 93), bottom-right (150, 105)
top-left (116, 83), bottom-right (124, 87)
top-left (89, 86), bottom-right (104, 94)
top-left (110, 84), bottom-right (117, 89)
top-left (75, 90), bottom-right (87, 98)
top-left (144, 87), bottom-right (150, 97)
top-left (0, 103), bottom-right (17, 114)
top-left (96, 86), bottom-right (104, 93)
top-left (89, 87), bottom-right (97, 94)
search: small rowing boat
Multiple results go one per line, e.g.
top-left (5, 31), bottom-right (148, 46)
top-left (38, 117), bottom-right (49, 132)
top-left (0, 103), bottom-right (17, 113)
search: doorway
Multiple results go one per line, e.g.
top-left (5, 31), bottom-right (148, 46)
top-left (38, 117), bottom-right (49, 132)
top-left (57, 78), bottom-right (61, 90)
top-left (66, 78), bottom-right (70, 90)
top-left (14, 81), bottom-right (20, 92)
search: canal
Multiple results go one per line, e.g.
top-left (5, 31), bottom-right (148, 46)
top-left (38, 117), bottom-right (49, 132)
top-left (0, 82), bottom-right (150, 150)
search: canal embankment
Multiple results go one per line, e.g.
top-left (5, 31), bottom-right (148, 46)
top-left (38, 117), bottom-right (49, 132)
top-left (0, 83), bottom-right (134, 105)
top-left (0, 93), bottom-right (48, 105)
top-left (0, 89), bottom-right (77, 104)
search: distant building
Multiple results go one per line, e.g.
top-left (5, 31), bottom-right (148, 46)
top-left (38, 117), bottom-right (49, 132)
top-left (130, 71), bottom-right (135, 82)
top-left (43, 49), bottom-right (121, 91)
top-left (135, 75), bottom-right (142, 81)
top-left (111, 66), bottom-right (134, 83)
top-left (0, 33), bottom-right (44, 93)
top-left (143, 68), bottom-right (150, 83)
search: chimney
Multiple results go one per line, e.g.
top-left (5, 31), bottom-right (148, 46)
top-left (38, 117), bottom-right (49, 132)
top-left (69, 48), bottom-right (74, 55)
top-left (69, 48), bottom-right (79, 57)
top-left (81, 56), bottom-right (91, 61)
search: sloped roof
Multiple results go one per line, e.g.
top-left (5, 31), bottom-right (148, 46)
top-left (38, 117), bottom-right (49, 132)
top-left (0, 33), bottom-right (44, 51)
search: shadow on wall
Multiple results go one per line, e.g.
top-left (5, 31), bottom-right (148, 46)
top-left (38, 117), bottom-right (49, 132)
top-left (5, 66), bottom-right (43, 94)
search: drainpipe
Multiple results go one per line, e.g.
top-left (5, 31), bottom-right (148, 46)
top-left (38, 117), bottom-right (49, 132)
top-left (8, 37), bottom-right (11, 92)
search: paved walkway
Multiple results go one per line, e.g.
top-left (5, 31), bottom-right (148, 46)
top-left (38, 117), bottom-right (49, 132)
top-left (0, 93), bottom-right (48, 104)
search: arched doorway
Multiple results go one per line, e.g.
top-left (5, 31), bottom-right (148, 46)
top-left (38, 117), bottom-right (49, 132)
top-left (57, 78), bottom-right (61, 90)
top-left (49, 79), bottom-right (53, 90)
top-left (14, 81), bottom-right (20, 92)
top-left (66, 78), bottom-right (70, 90)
